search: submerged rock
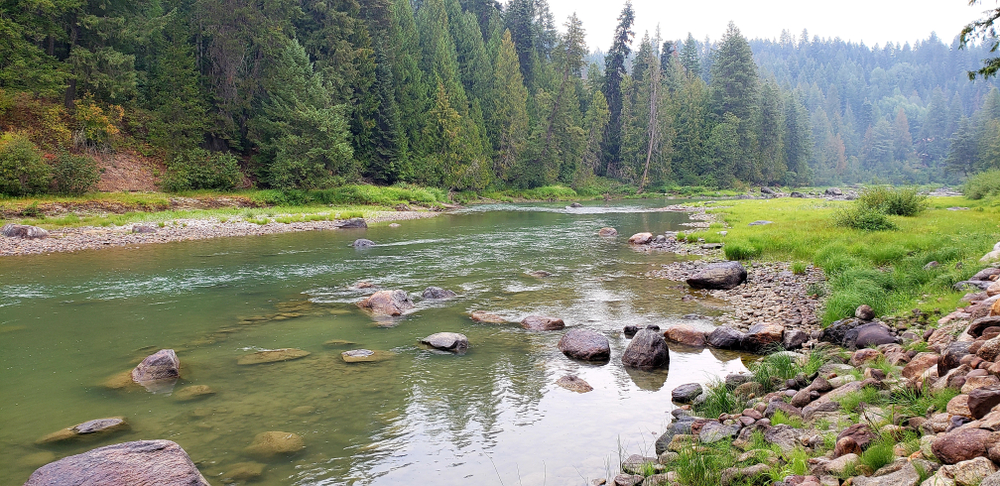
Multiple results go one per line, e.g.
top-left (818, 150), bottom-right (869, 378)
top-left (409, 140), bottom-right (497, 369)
top-left (598, 227), bottom-right (618, 237)
top-left (686, 262), bottom-right (747, 290)
top-left (245, 431), bottom-right (305, 458)
top-left (621, 329), bottom-right (669, 370)
top-left (421, 287), bottom-right (457, 299)
top-left (341, 349), bottom-right (392, 363)
top-left (37, 417), bottom-right (129, 445)
top-left (222, 462), bottom-right (266, 482)
top-left (520, 316), bottom-right (565, 331)
top-left (237, 348), bottom-right (310, 365)
top-left (174, 385), bottom-right (215, 401)
top-left (469, 310), bottom-right (507, 324)
top-left (558, 329), bottom-right (611, 361)
top-left (131, 349), bottom-right (180, 391)
top-left (420, 332), bottom-right (468, 354)
top-left (23, 440), bottom-right (209, 486)
top-left (556, 375), bottom-right (593, 393)
top-left (357, 290), bottom-right (414, 316)
top-left (352, 238), bottom-right (375, 248)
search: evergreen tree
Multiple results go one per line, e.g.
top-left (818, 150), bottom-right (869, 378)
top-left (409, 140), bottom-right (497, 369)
top-left (599, 0), bottom-right (634, 177)
top-left (709, 22), bottom-right (760, 182)
top-left (147, 22), bottom-right (211, 157)
top-left (782, 91), bottom-right (812, 185)
top-left (489, 30), bottom-right (529, 182)
top-left (680, 33), bottom-right (701, 78)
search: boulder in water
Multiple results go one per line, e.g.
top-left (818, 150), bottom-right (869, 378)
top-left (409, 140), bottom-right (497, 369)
top-left (131, 349), bottom-right (180, 387)
top-left (420, 332), bottom-right (468, 354)
top-left (357, 290), bottom-right (414, 316)
top-left (686, 262), bottom-right (747, 290)
top-left (335, 218), bottom-right (367, 228)
top-left (557, 329), bottom-right (611, 361)
top-left (520, 316), bottom-right (565, 331)
top-left (245, 431), bottom-right (305, 458)
top-left (421, 286), bottom-right (457, 299)
top-left (664, 324), bottom-right (706, 347)
top-left (341, 349), bottom-right (392, 363)
top-left (628, 233), bottom-right (654, 245)
top-left (598, 227), bottom-right (618, 237)
top-left (469, 310), bottom-right (507, 324)
top-left (237, 348), bottom-right (310, 365)
top-left (621, 328), bottom-right (669, 370)
top-left (37, 417), bottom-right (130, 445)
top-left (23, 440), bottom-right (210, 486)
top-left (1, 223), bottom-right (48, 239)
top-left (707, 326), bottom-right (745, 349)
top-left (556, 375), bottom-right (593, 393)
top-left (352, 238), bottom-right (375, 248)
top-left (671, 383), bottom-right (703, 403)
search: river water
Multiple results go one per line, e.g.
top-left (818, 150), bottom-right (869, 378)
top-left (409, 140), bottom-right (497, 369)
top-left (0, 200), bottom-right (750, 486)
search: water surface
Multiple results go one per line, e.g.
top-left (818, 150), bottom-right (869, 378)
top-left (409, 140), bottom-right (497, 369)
top-left (0, 200), bottom-right (749, 486)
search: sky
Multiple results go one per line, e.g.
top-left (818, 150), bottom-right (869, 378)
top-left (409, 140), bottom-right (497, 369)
top-left (541, 0), bottom-right (992, 52)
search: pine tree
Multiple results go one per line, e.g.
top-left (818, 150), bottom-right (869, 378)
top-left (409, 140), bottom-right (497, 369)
top-left (782, 91), bottom-right (812, 185)
top-left (147, 22), bottom-right (211, 157)
top-left (490, 30), bottom-right (530, 182)
top-left (709, 22), bottom-right (760, 182)
top-left (599, 0), bottom-right (635, 177)
top-left (680, 33), bottom-right (701, 78)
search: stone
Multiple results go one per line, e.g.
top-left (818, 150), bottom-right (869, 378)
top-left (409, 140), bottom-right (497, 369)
top-left (132, 225), bottom-right (156, 234)
top-left (23, 440), bottom-right (209, 486)
top-left (598, 227), bottom-right (619, 237)
top-left (469, 311), bottom-right (507, 324)
top-left (979, 337), bottom-right (1000, 362)
top-left (783, 329), bottom-right (809, 350)
top-left (222, 462), bottom-right (265, 482)
top-left (734, 382), bottom-right (763, 398)
top-left (845, 322), bottom-right (899, 350)
top-left (699, 421), bottom-right (740, 443)
top-left (974, 268), bottom-right (1000, 281)
top-left (420, 332), bottom-right (468, 354)
top-left (322, 339), bottom-right (357, 348)
top-left (37, 418), bottom-right (129, 445)
top-left (941, 343), bottom-right (973, 377)
top-left (1, 223), bottom-right (48, 239)
top-left (970, 317), bottom-right (1000, 338)
top-left (520, 316), bottom-right (565, 331)
top-left (556, 375), bottom-right (594, 393)
top-left (334, 218), bottom-right (367, 228)
top-left (614, 474), bottom-right (644, 486)
top-left (853, 462), bottom-right (920, 486)
top-left (903, 353), bottom-right (941, 382)
top-left (825, 187), bottom-right (843, 196)
top-left (664, 324), bottom-right (706, 347)
top-left (245, 431), bottom-right (305, 458)
top-left (764, 424), bottom-right (800, 453)
top-left (932, 428), bottom-right (994, 464)
top-left (824, 453), bottom-right (858, 476)
top-left (357, 290), bottom-right (414, 316)
top-left (558, 329), bottom-right (611, 361)
top-left (851, 348), bottom-right (882, 366)
top-left (621, 329), bottom-right (669, 370)
top-left (748, 220), bottom-right (773, 226)
top-left (990, 282), bottom-right (1000, 297)
top-left (174, 385), bottom-right (215, 401)
top-left (791, 191), bottom-right (805, 198)
top-left (707, 326), bottom-right (746, 349)
top-left (803, 380), bottom-right (872, 419)
top-left (131, 349), bottom-right (180, 386)
top-left (984, 251), bottom-right (1000, 264)
top-left (237, 348), bottom-right (310, 365)
top-left (983, 471), bottom-right (1000, 486)
top-left (628, 233), bottom-right (654, 245)
top-left (620, 454), bottom-right (658, 475)
top-left (421, 287), bottom-right (457, 299)
top-left (341, 349), bottom-right (392, 363)
top-left (940, 457), bottom-right (998, 486)
top-left (855, 304), bottom-right (876, 321)
top-left (835, 424), bottom-right (874, 457)
top-left (654, 420), bottom-right (694, 455)
top-left (686, 262), bottom-right (748, 290)
top-left (963, 375), bottom-right (1000, 393)
top-left (641, 474), bottom-right (669, 486)
top-left (968, 384), bottom-right (1000, 418)
top-left (947, 394), bottom-right (973, 417)
top-left (671, 383), bottom-right (703, 403)
top-left (352, 238), bottom-right (375, 248)
top-left (741, 323), bottom-right (784, 352)
top-left (926, 261), bottom-right (941, 270)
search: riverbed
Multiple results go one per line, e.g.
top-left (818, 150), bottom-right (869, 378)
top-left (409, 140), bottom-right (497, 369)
top-left (0, 200), bottom-right (751, 486)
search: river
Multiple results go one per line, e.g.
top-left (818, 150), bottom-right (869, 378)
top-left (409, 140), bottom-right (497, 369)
top-left (0, 200), bottom-right (750, 486)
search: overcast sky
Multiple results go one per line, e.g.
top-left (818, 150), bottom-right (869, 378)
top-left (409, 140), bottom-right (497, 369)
top-left (542, 0), bottom-right (992, 52)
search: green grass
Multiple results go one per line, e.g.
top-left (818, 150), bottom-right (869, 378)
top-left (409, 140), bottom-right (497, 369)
top-left (694, 380), bottom-right (744, 418)
top-left (835, 385), bottom-right (884, 418)
top-left (889, 385), bottom-right (960, 418)
top-left (688, 196), bottom-right (1000, 324)
top-left (857, 436), bottom-right (896, 475)
top-left (770, 409), bottom-right (804, 428)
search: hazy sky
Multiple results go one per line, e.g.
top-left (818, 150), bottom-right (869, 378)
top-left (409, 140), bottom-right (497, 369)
top-left (543, 0), bottom-right (991, 52)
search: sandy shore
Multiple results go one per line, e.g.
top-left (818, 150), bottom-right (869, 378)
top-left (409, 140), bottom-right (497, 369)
top-left (0, 210), bottom-right (441, 257)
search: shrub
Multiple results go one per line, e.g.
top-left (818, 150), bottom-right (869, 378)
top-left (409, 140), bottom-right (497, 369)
top-left (833, 206), bottom-right (897, 231)
top-left (0, 132), bottom-right (52, 196)
top-left (724, 241), bottom-right (763, 260)
top-left (162, 149), bottom-right (241, 192)
top-left (52, 152), bottom-right (100, 195)
top-left (963, 169), bottom-right (1000, 199)
top-left (856, 186), bottom-right (927, 216)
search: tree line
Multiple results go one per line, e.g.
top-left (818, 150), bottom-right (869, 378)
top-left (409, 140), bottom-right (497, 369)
top-left (1, 0), bottom-right (998, 194)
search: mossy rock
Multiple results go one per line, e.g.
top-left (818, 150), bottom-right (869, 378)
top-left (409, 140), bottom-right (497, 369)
top-left (237, 349), bottom-right (310, 365)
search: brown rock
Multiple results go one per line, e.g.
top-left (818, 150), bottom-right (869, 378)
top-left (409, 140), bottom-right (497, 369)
top-left (664, 325), bottom-right (706, 347)
top-left (556, 375), bottom-right (594, 393)
top-left (131, 349), bottom-right (180, 385)
top-left (932, 428), bottom-right (994, 464)
top-left (835, 424), bottom-right (875, 457)
top-left (855, 305), bottom-right (875, 321)
top-left (469, 310), bottom-right (507, 324)
top-left (979, 337), bottom-right (1000, 362)
top-left (520, 316), bottom-right (565, 331)
top-left (834, 437), bottom-right (861, 457)
top-left (741, 323), bottom-right (784, 352)
top-left (237, 348), bottom-right (310, 365)
top-left (851, 348), bottom-right (882, 366)
top-left (356, 290), bottom-right (414, 316)
top-left (558, 329), bottom-right (611, 361)
top-left (947, 394), bottom-right (973, 417)
top-left (37, 418), bottom-right (129, 445)
top-left (963, 375), bottom-right (1000, 394)
top-left (968, 384), bottom-right (1000, 419)
top-left (628, 233), bottom-right (654, 245)
top-left (222, 462), bottom-right (265, 482)
top-left (598, 227), bottom-right (618, 237)
top-left (23, 440), bottom-right (209, 486)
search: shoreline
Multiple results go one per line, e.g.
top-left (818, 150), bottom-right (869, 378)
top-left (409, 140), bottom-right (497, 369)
top-left (0, 210), bottom-right (441, 257)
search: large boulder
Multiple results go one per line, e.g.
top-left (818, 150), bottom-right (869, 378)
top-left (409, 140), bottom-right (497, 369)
top-left (825, 187), bottom-right (843, 196)
top-left (357, 290), bottom-right (414, 316)
top-left (622, 329), bottom-right (669, 370)
top-left (1, 223), bottom-right (48, 239)
top-left (941, 342), bottom-right (973, 377)
top-left (706, 326), bottom-right (745, 349)
top-left (421, 287), bottom-right (457, 299)
top-left (932, 428), bottom-right (995, 464)
top-left (741, 323), bottom-right (784, 352)
top-left (520, 316), bottom-right (565, 331)
top-left (420, 332), bottom-right (468, 354)
top-left (970, 316), bottom-right (1000, 338)
top-left (671, 383), bottom-right (703, 403)
top-left (843, 322), bottom-right (898, 350)
top-left (23, 440), bottom-right (209, 486)
top-left (558, 329), bottom-right (611, 361)
top-left (628, 233), bottom-right (654, 245)
top-left (131, 349), bottom-right (180, 385)
top-left (686, 262), bottom-right (747, 290)
top-left (820, 318), bottom-right (862, 347)
top-left (968, 384), bottom-right (1000, 419)
top-left (664, 325), bottom-right (706, 347)
top-left (782, 329), bottom-right (809, 350)
top-left (654, 419), bottom-right (695, 455)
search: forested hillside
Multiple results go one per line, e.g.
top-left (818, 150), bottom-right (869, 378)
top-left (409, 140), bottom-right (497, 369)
top-left (1, 0), bottom-right (998, 195)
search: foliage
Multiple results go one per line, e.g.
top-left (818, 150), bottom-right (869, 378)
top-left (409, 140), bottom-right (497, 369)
top-left (73, 96), bottom-right (124, 150)
top-left (52, 152), bottom-right (100, 195)
top-left (833, 206), bottom-right (897, 231)
top-left (0, 132), bottom-right (52, 196)
top-left (964, 169), bottom-right (1000, 199)
top-left (694, 380), bottom-right (743, 418)
top-left (162, 149), bottom-right (242, 192)
top-left (856, 186), bottom-right (927, 216)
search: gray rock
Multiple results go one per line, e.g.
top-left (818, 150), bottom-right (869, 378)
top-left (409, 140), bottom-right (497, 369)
top-left (982, 471), bottom-right (1000, 486)
top-left (853, 461), bottom-right (919, 486)
top-left (654, 419), bottom-right (694, 455)
top-left (558, 329), bottom-right (611, 361)
top-left (23, 440), bottom-right (209, 486)
top-left (520, 316), bottom-right (565, 331)
top-left (783, 329), bottom-right (809, 350)
top-left (856, 305), bottom-right (875, 321)
top-left (748, 220), bottom-right (773, 226)
top-left (825, 187), bottom-right (843, 196)
top-left (671, 383), bottom-right (703, 403)
top-left (621, 329), bottom-right (669, 370)
top-left (844, 322), bottom-right (898, 350)
top-left (956, 280), bottom-right (993, 291)
top-left (707, 326), bottom-right (746, 349)
top-left (420, 332), bottom-right (468, 354)
top-left (131, 349), bottom-right (180, 387)
top-left (699, 421), bottom-right (740, 443)
top-left (421, 286), bottom-right (457, 299)
top-left (1, 223), bottom-right (48, 239)
top-left (686, 262), bottom-right (747, 290)
top-left (335, 218), bottom-right (367, 228)
top-left (968, 384), bottom-right (1000, 419)
top-left (790, 192), bottom-right (805, 198)
top-left (352, 238), bottom-right (375, 248)
top-left (357, 290), bottom-right (414, 316)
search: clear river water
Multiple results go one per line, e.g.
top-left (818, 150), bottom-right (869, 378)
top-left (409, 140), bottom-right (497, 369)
top-left (0, 200), bottom-right (751, 486)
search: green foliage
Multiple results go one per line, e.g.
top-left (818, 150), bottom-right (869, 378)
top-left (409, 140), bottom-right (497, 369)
top-left (162, 149), bottom-right (241, 192)
top-left (964, 169), bottom-right (1000, 199)
top-left (833, 206), bottom-right (897, 231)
top-left (856, 186), bottom-right (927, 216)
top-left (857, 436), bottom-right (896, 475)
top-left (769, 409), bottom-right (803, 428)
top-left (724, 241), bottom-right (763, 260)
top-left (52, 152), bottom-right (100, 195)
top-left (0, 132), bottom-right (52, 196)
top-left (694, 380), bottom-right (743, 418)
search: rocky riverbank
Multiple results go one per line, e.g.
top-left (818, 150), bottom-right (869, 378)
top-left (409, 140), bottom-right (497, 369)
top-left (0, 210), bottom-right (440, 257)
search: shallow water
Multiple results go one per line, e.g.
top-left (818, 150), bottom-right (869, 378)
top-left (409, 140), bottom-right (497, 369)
top-left (0, 200), bottom-right (750, 486)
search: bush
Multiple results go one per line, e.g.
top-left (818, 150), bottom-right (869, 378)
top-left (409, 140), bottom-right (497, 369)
top-left (52, 152), bottom-right (100, 195)
top-left (833, 206), bottom-right (897, 231)
top-left (856, 186), bottom-right (927, 216)
top-left (162, 149), bottom-right (242, 192)
top-left (724, 241), bottom-right (763, 260)
top-left (0, 132), bottom-right (52, 196)
top-left (963, 169), bottom-right (1000, 199)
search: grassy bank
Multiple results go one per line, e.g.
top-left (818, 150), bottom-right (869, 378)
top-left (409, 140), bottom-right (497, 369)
top-left (684, 196), bottom-right (1000, 324)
